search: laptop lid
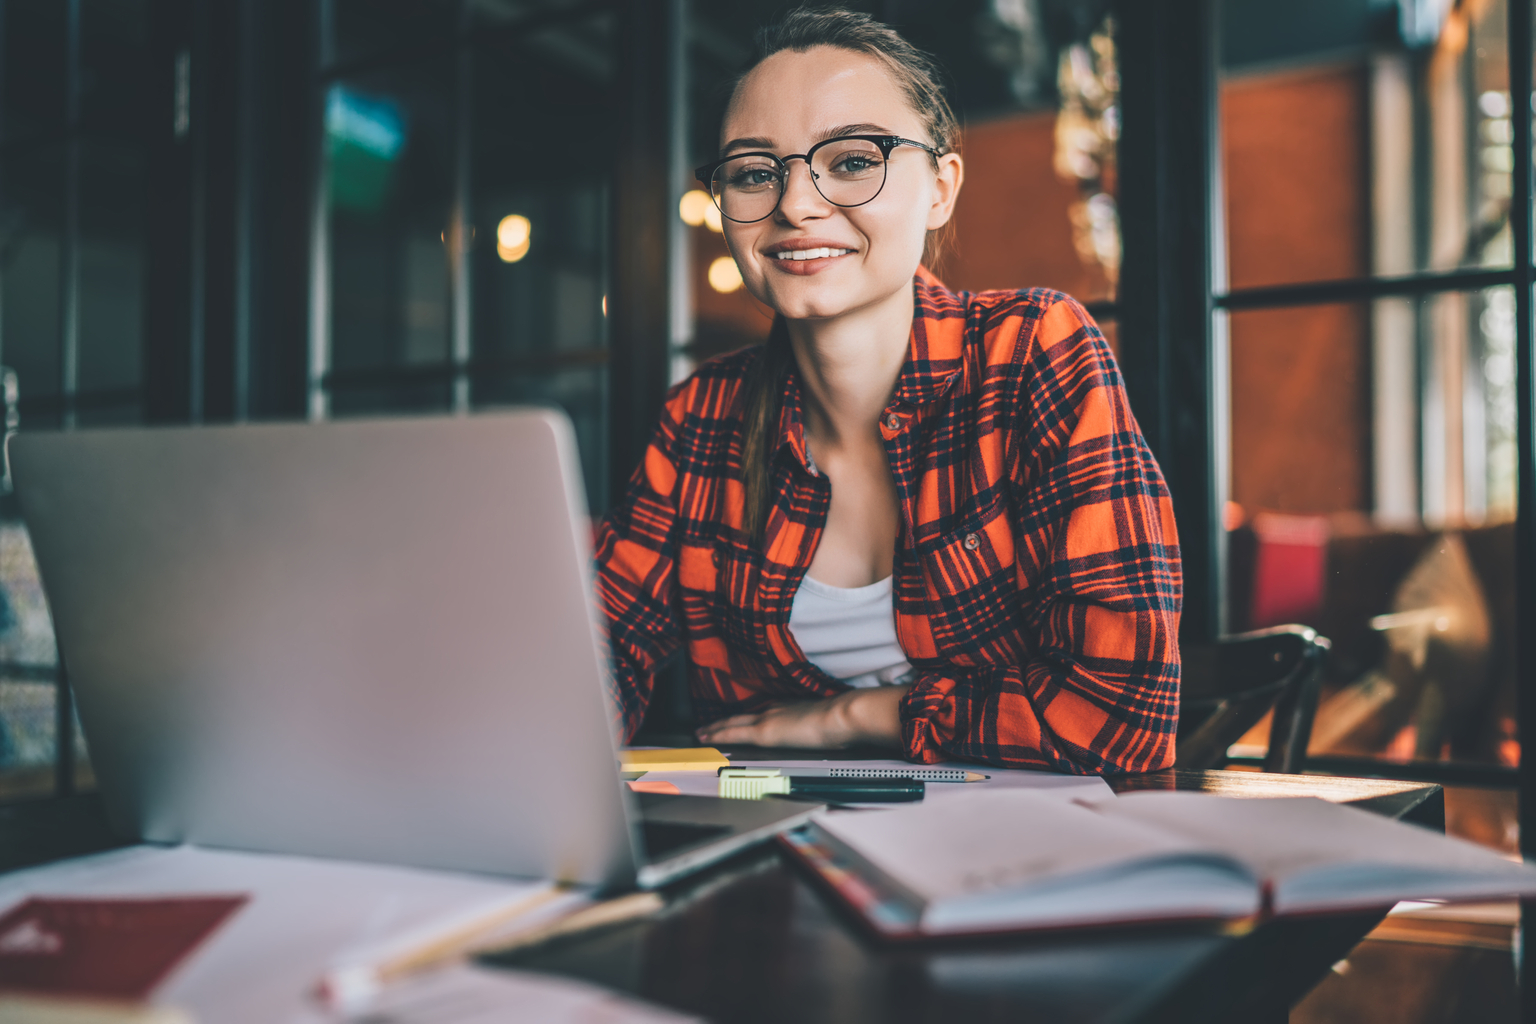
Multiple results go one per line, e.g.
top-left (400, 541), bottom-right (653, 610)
top-left (11, 411), bottom-right (642, 890)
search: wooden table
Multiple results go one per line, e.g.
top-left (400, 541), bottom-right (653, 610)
top-left (0, 765), bottom-right (1442, 1024)
top-left (494, 759), bottom-right (1443, 1024)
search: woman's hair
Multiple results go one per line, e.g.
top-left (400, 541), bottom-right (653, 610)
top-left (735, 7), bottom-right (960, 542)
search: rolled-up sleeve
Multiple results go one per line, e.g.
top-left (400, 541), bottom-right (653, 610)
top-left (899, 297), bottom-right (1182, 773)
top-left (594, 398), bottom-right (686, 743)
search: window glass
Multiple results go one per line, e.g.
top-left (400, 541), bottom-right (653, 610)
top-left (1226, 289), bottom-right (1516, 774)
top-left (1222, 0), bottom-right (1512, 289)
top-left (1, 147), bottom-right (64, 430)
top-left (327, 0), bottom-right (457, 70)
top-left (80, 0), bottom-right (149, 144)
top-left (946, 17), bottom-right (1119, 303)
top-left (0, 0), bottom-right (66, 147)
top-left (76, 138), bottom-right (145, 427)
top-left (324, 60), bottom-right (457, 415)
top-left (472, 14), bottom-right (614, 510)
top-left (467, 0), bottom-right (594, 30)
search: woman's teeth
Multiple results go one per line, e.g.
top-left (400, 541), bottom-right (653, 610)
top-left (772, 247), bottom-right (854, 261)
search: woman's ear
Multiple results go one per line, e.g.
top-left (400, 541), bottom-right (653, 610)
top-left (926, 152), bottom-right (964, 230)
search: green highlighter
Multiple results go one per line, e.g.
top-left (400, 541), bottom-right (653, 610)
top-left (717, 767), bottom-right (924, 802)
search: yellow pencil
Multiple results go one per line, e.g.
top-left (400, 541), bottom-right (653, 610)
top-left (316, 885), bottom-right (569, 1013)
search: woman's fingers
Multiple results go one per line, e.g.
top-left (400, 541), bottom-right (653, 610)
top-left (699, 723), bottom-right (758, 744)
top-left (696, 713), bottom-right (760, 743)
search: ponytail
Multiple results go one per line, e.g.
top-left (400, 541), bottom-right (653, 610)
top-left (739, 316), bottom-right (794, 542)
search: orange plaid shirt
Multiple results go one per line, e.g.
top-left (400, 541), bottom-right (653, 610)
top-left (596, 269), bottom-right (1180, 773)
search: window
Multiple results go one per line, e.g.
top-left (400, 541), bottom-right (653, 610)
top-left (1215, 0), bottom-right (1528, 794)
top-left (0, 0), bottom-right (151, 799)
top-left (313, 0), bottom-right (615, 509)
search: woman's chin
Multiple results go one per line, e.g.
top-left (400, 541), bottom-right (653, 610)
top-left (762, 279), bottom-right (869, 321)
top-left (767, 277), bottom-right (914, 324)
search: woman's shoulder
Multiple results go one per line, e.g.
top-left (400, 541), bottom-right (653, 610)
top-left (658, 344), bottom-right (763, 420)
top-left (919, 271), bottom-right (1100, 352)
top-left (966, 286), bottom-right (1098, 340)
top-left (923, 278), bottom-right (1108, 376)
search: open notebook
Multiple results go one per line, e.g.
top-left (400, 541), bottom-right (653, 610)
top-left (781, 790), bottom-right (1536, 939)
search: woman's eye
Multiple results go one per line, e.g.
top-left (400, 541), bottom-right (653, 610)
top-left (728, 167), bottom-right (780, 190)
top-left (829, 154), bottom-right (881, 176)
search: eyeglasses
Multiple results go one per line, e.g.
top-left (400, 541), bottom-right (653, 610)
top-left (694, 134), bottom-right (941, 224)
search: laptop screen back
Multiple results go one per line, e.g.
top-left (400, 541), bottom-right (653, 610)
top-left (11, 411), bottom-right (640, 888)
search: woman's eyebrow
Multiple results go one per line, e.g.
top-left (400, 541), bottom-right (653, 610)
top-left (721, 136), bottom-right (776, 154)
top-left (817, 123), bottom-right (891, 140)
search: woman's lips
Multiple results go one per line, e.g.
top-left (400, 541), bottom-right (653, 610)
top-left (764, 248), bottom-right (856, 276)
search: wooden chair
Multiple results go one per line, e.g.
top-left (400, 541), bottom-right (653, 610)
top-left (1176, 624), bottom-right (1330, 773)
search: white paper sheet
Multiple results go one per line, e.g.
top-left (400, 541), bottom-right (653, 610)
top-left (639, 759), bottom-right (1114, 804)
top-left (0, 845), bottom-right (602, 1024)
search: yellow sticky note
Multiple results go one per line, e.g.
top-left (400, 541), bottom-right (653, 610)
top-left (619, 747), bottom-right (729, 773)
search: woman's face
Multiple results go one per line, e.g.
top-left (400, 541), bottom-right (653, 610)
top-left (718, 46), bottom-right (962, 323)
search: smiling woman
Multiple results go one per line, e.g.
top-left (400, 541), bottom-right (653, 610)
top-left (593, 8), bottom-right (1181, 774)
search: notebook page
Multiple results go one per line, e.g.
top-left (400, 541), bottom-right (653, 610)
top-left (810, 790), bottom-right (1251, 916)
top-left (1094, 793), bottom-right (1536, 912)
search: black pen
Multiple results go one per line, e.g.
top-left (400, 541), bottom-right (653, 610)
top-left (717, 768), bottom-right (924, 802)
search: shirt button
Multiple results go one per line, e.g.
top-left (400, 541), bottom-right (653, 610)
top-left (884, 412), bottom-right (903, 431)
top-left (963, 532), bottom-right (980, 551)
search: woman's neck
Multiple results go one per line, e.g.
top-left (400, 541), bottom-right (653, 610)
top-left (786, 282), bottom-right (913, 449)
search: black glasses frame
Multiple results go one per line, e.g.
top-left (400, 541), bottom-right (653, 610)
top-left (694, 134), bottom-right (942, 224)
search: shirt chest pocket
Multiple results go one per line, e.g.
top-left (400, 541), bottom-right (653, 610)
top-left (912, 495), bottom-right (1020, 658)
top-left (918, 494), bottom-right (1015, 585)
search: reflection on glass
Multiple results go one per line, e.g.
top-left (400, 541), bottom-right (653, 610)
top-left (1223, 0), bottom-right (1513, 289)
top-left (326, 88), bottom-right (408, 215)
top-left (1226, 290), bottom-right (1516, 771)
top-left (325, 62), bottom-right (456, 415)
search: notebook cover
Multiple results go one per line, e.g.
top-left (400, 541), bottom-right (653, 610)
top-left (778, 830), bottom-right (919, 939)
top-left (619, 748), bottom-right (729, 772)
top-left (0, 895), bottom-right (247, 1000)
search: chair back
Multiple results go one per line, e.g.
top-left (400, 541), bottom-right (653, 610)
top-left (1177, 624), bottom-right (1329, 772)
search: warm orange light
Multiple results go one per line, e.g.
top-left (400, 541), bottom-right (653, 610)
top-left (497, 214), bottom-right (531, 262)
top-left (679, 190), bottom-right (712, 227)
top-left (708, 256), bottom-right (743, 293)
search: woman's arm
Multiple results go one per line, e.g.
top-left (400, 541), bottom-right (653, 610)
top-left (899, 297), bottom-right (1181, 773)
top-left (695, 683), bottom-right (908, 748)
top-left (594, 402), bottom-right (687, 743)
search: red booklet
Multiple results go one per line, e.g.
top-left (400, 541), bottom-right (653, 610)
top-left (0, 895), bottom-right (247, 1000)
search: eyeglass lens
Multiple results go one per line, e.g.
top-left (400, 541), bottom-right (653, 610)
top-left (709, 138), bottom-right (888, 222)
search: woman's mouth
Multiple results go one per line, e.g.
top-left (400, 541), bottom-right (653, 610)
top-left (772, 247), bottom-right (855, 261)
top-left (766, 246), bottom-right (856, 275)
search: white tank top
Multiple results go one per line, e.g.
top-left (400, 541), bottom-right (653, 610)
top-left (788, 574), bottom-right (915, 688)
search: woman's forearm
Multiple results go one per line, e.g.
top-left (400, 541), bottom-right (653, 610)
top-left (833, 684), bottom-right (909, 748)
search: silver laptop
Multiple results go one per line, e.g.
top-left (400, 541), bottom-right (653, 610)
top-left (9, 410), bottom-right (813, 890)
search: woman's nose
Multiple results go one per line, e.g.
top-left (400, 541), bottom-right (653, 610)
top-left (776, 159), bottom-right (830, 222)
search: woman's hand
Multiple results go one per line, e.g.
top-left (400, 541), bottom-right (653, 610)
top-left (695, 685), bottom-right (908, 749)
